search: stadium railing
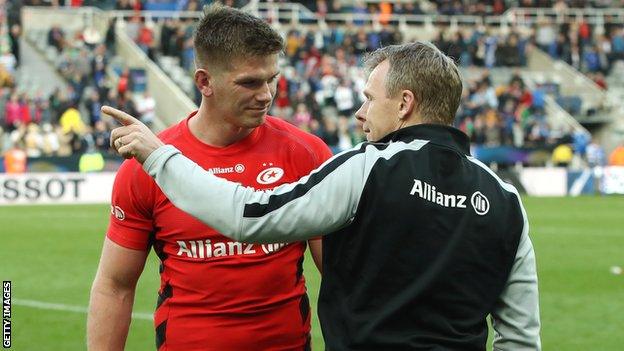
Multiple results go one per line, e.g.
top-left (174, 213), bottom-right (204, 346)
top-left (506, 7), bottom-right (624, 26)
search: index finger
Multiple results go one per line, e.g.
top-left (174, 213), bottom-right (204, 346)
top-left (101, 105), bottom-right (142, 126)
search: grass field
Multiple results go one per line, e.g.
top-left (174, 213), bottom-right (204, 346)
top-left (0, 196), bottom-right (623, 350)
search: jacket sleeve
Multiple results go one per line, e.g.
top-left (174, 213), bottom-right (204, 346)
top-left (491, 220), bottom-right (542, 351)
top-left (142, 144), bottom-right (374, 243)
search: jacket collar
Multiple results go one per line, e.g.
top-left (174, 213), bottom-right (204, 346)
top-left (377, 124), bottom-right (471, 155)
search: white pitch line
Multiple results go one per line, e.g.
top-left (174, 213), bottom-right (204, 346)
top-left (13, 298), bottom-right (153, 321)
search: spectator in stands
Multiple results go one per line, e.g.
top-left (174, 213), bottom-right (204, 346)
top-left (611, 28), bottom-right (624, 62)
top-left (24, 123), bottom-right (43, 157)
top-left (0, 89), bottom-right (7, 122)
top-left (84, 90), bottom-right (103, 127)
top-left (292, 102), bottom-right (311, 129)
top-left (3, 92), bottom-right (20, 131)
top-left (92, 120), bottom-right (111, 153)
top-left (0, 62), bottom-right (14, 88)
top-left (335, 115), bottom-right (353, 151)
top-left (136, 90), bottom-right (156, 127)
top-left (117, 68), bottom-right (132, 96)
top-left (482, 108), bottom-right (502, 146)
top-left (18, 94), bottom-right (33, 125)
top-left (572, 129), bottom-right (590, 158)
top-left (47, 25), bottom-right (65, 52)
top-left (471, 80), bottom-right (498, 109)
top-left (55, 124), bottom-right (73, 156)
top-left (608, 143), bottom-right (624, 166)
top-left (41, 123), bottom-right (60, 156)
top-left (125, 14), bottom-right (142, 43)
top-left (583, 44), bottom-right (602, 72)
top-left (91, 44), bottom-right (108, 91)
top-left (59, 103), bottom-right (86, 135)
top-left (321, 115), bottom-right (340, 152)
top-left (552, 142), bottom-right (574, 167)
top-left (116, 90), bottom-right (138, 121)
top-left (34, 95), bottom-right (52, 125)
top-left (9, 24), bottom-right (20, 67)
top-left (159, 18), bottom-right (176, 57)
top-left (334, 78), bottom-right (355, 118)
top-left (526, 119), bottom-right (551, 147)
top-left (497, 33), bottom-right (524, 66)
top-left (586, 138), bottom-right (606, 167)
top-left (105, 18), bottom-right (116, 54)
top-left (137, 20), bottom-right (155, 59)
top-left (535, 18), bottom-right (557, 53)
top-left (48, 88), bottom-right (68, 123)
top-left (2, 144), bottom-right (27, 173)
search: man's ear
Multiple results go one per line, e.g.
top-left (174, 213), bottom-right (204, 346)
top-left (398, 90), bottom-right (416, 120)
top-left (194, 69), bottom-right (213, 97)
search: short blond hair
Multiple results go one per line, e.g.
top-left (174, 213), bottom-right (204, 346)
top-left (364, 42), bottom-right (463, 125)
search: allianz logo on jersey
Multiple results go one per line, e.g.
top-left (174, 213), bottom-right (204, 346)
top-left (205, 163), bottom-right (246, 175)
top-left (256, 162), bottom-right (284, 185)
top-left (176, 239), bottom-right (288, 259)
top-left (409, 179), bottom-right (490, 215)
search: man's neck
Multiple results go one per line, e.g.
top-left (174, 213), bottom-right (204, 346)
top-left (188, 107), bottom-right (255, 148)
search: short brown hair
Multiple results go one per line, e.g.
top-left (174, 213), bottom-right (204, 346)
top-left (193, 4), bottom-right (284, 69)
top-left (364, 41), bottom-right (463, 125)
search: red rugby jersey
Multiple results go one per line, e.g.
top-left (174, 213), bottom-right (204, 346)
top-left (107, 113), bottom-right (332, 350)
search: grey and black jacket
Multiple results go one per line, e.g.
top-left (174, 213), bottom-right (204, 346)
top-left (143, 124), bottom-right (541, 351)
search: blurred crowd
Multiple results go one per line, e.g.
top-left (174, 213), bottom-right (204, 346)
top-left (122, 7), bottom-right (624, 161)
top-left (534, 17), bottom-right (624, 80)
top-left (0, 10), bottom-right (156, 159)
top-left (3, 0), bottom-right (624, 170)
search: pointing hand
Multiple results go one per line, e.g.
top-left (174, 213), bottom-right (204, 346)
top-left (103, 105), bottom-right (165, 164)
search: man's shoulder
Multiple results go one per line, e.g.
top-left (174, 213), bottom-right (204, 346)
top-left (264, 116), bottom-right (329, 151)
top-left (156, 119), bottom-right (185, 145)
top-left (115, 157), bottom-right (151, 184)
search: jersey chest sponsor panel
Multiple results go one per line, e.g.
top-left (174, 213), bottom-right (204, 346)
top-left (149, 124), bottom-right (322, 311)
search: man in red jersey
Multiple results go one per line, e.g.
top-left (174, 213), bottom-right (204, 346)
top-left (87, 5), bottom-right (331, 351)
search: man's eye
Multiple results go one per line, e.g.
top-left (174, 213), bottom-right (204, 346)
top-left (241, 81), bottom-right (259, 87)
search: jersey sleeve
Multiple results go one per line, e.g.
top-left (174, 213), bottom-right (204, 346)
top-left (300, 135), bottom-right (333, 241)
top-left (143, 143), bottom-right (380, 243)
top-left (491, 226), bottom-right (542, 350)
top-left (106, 159), bottom-right (156, 251)
top-left (308, 135), bottom-right (334, 167)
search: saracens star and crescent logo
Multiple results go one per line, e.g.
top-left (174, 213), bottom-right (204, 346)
top-left (257, 163), bottom-right (284, 185)
top-left (111, 205), bottom-right (125, 220)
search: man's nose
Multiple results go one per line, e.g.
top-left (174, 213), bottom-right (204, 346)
top-left (256, 83), bottom-right (273, 103)
top-left (354, 103), bottom-right (366, 122)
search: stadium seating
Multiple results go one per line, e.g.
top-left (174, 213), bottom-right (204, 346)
top-left (4, 1), bottom-right (624, 168)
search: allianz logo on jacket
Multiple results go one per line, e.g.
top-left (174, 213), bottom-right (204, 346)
top-left (409, 179), bottom-right (490, 215)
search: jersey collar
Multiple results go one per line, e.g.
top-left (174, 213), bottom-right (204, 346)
top-left (378, 124), bottom-right (471, 155)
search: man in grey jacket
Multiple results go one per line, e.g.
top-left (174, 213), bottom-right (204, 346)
top-left (106, 41), bottom-right (541, 351)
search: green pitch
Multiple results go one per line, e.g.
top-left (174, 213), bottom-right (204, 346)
top-left (0, 196), bottom-right (623, 350)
